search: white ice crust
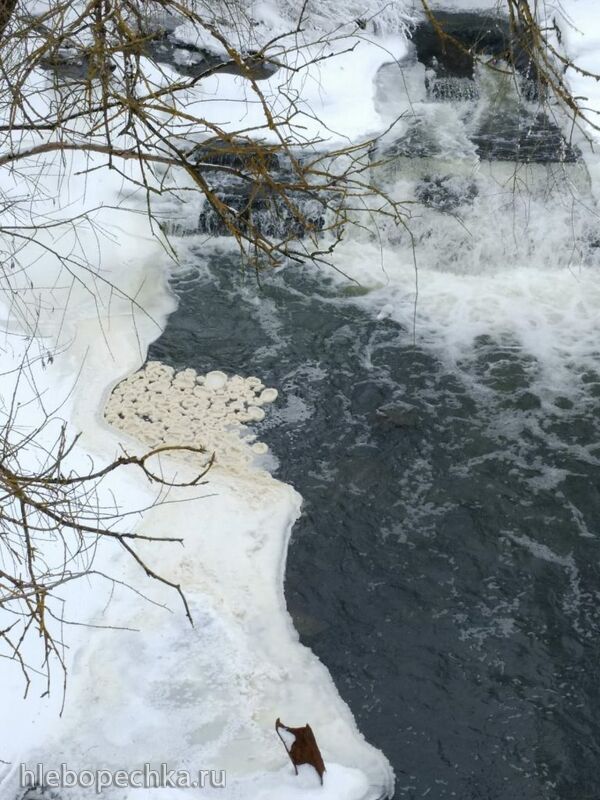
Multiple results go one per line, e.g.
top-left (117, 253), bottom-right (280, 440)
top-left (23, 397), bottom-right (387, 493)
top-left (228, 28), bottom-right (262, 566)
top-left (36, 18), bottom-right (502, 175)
top-left (0, 18), bottom-right (398, 788)
top-left (0, 157), bottom-right (393, 797)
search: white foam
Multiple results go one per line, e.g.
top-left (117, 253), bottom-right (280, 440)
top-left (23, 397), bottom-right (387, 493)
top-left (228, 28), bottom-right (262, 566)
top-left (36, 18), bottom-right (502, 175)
top-left (309, 46), bottom-right (600, 403)
top-left (104, 362), bottom-right (278, 472)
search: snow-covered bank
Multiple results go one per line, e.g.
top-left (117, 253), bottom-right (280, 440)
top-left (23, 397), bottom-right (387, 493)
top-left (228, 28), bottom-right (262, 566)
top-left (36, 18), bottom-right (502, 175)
top-left (0, 142), bottom-right (392, 800)
top-left (168, 33), bottom-right (409, 144)
top-left (555, 0), bottom-right (600, 138)
top-left (0, 0), bottom-right (416, 793)
top-left (172, 0), bottom-right (411, 61)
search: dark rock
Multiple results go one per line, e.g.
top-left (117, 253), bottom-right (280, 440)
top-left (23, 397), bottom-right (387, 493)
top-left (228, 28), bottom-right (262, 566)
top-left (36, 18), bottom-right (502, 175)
top-left (197, 182), bottom-right (326, 240)
top-left (473, 109), bottom-right (579, 163)
top-left (378, 119), bottom-right (443, 160)
top-left (427, 75), bottom-right (479, 102)
top-left (410, 11), bottom-right (527, 82)
top-left (148, 31), bottom-right (280, 81)
top-left (415, 175), bottom-right (478, 211)
top-left (193, 147), bottom-right (327, 240)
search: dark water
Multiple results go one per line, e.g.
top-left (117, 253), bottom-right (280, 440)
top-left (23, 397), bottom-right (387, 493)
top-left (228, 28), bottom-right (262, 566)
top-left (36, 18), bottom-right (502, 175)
top-left (149, 251), bottom-right (600, 800)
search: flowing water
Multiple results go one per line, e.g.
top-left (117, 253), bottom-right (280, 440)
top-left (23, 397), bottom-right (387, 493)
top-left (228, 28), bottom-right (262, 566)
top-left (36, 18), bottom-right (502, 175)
top-left (148, 14), bottom-right (600, 800)
top-left (149, 244), bottom-right (600, 799)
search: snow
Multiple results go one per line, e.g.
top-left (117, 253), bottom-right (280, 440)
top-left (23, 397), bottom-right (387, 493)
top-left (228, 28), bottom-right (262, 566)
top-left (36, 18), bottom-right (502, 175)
top-left (158, 0), bottom-right (413, 144)
top-left (172, 0), bottom-right (412, 56)
top-left (170, 34), bottom-right (409, 144)
top-left (557, 0), bottom-right (600, 141)
top-left (0, 144), bottom-right (393, 797)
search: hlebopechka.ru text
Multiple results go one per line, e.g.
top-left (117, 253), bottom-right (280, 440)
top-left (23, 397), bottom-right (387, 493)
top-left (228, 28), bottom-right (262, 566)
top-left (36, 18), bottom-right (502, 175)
top-left (21, 763), bottom-right (226, 792)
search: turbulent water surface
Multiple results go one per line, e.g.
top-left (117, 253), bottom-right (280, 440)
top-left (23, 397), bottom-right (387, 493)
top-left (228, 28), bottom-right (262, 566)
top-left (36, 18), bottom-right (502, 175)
top-left (149, 247), bottom-right (600, 799)
top-left (148, 11), bottom-right (600, 799)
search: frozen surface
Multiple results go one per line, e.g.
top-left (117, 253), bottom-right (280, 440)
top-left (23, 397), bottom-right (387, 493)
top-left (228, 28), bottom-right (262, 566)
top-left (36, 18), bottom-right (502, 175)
top-left (558, 1), bottom-right (600, 141)
top-left (104, 362), bottom-right (278, 469)
top-left (0, 177), bottom-right (392, 800)
top-left (0, 62), bottom-right (393, 800)
top-left (172, 0), bottom-right (412, 55)
top-left (173, 34), bottom-right (409, 144)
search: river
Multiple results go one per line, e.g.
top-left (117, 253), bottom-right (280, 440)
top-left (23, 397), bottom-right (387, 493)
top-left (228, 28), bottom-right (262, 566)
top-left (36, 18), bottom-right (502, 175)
top-left (146, 10), bottom-right (600, 796)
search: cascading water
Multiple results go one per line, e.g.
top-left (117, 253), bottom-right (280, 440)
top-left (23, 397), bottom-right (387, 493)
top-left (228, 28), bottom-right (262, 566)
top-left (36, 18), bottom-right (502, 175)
top-left (148, 7), bottom-right (600, 799)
